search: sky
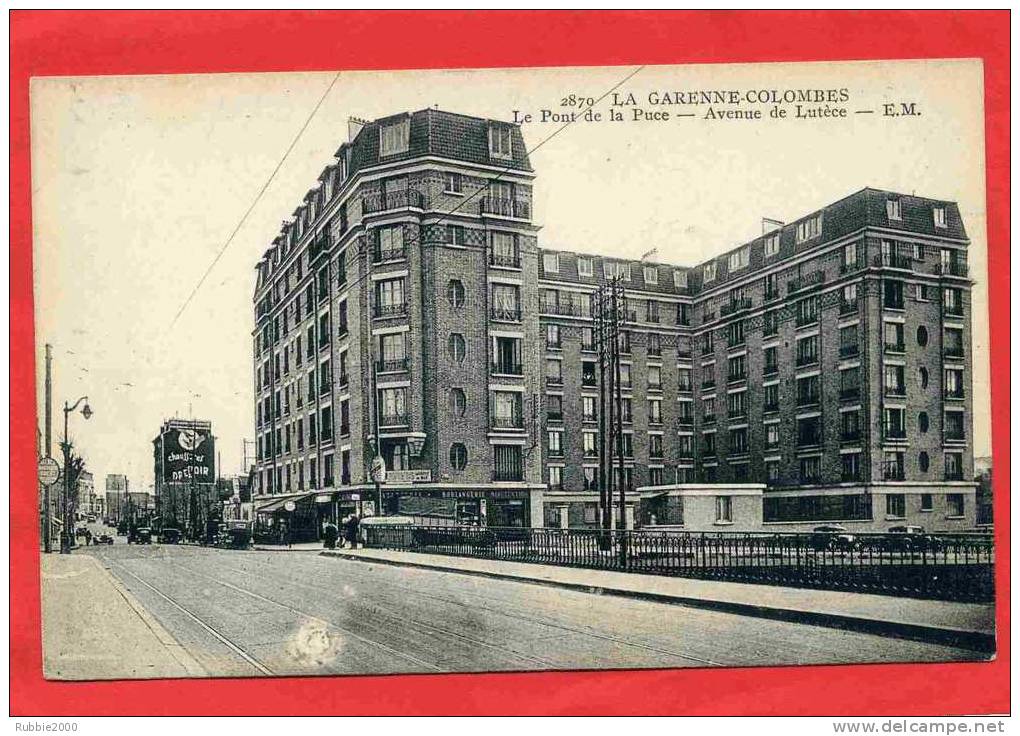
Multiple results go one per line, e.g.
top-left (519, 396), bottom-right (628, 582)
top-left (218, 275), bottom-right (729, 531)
top-left (30, 59), bottom-right (990, 492)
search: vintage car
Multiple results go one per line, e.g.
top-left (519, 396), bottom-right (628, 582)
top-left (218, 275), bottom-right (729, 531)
top-left (882, 525), bottom-right (938, 552)
top-left (95, 533), bottom-right (115, 545)
top-left (127, 527), bottom-right (152, 544)
top-left (157, 527), bottom-right (182, 544)
top-left (809, 524), bottom-right (857, 552)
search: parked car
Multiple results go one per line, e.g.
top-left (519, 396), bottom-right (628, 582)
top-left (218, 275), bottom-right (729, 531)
top-left (75, 526), bottom-right (88, 538)
top-left (95, 533), bottom-right (114, 545)
top-left (158, 527), bottom-right (182, 544)
top-left (883, 525), bottom-right (938, 552)
top-left (810, 525), bottom-right (857, 552)
top-left (128, 527), bottom-right (152, 544)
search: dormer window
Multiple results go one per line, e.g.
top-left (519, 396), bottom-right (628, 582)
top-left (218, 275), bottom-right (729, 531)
top-left (643, 266), bottom-right (659, 285)
top-left (764, 233), bottom-right (780, 258)
top-left (704, 262), bottom-right (717, 283)
top-left (578, 256), bottom-right (593, 277)
top-left (379, 119), bottom-right (410, 157)
top-left (886, 199), bottom-right (902, 220)
top-left (934, 207), bottom-right (947, 228)
top-left (673, 269), bottom-right (687, 289)
top-left (728, 247), bottom-right (749, 271)
top-left (489, 124), bottom-right (512, 160)
top-left (796, 214), bottom-right (823, 243)
top-left (542, 252), bottom-right (560, 274)
top-left (603, 261), bottom-right (631, 281)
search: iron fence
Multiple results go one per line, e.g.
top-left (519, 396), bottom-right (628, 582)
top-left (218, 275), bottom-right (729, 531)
top-left (363, 525), bottom-right (994, 602)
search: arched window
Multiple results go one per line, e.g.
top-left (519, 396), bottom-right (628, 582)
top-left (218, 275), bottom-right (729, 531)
top-left (919, 451), bottom-right (930, 472)
top-left (449, 388), bottom-right (467, 417)
top-left (448, 333), bottom-right (466, 362)
top-left (917, 326), bottom-right (929, 347)
top-left (449, 443), bottom-right (468, 471)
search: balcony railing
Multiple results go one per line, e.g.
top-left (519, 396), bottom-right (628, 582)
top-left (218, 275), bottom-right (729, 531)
top-left (490, 306), bottom-right (522, 322)
top-left (944, 345), bottom-right (965, 359)
top-left (582, 413), bottom-right (597, 423)
top-left (796, 394), bottom-right (820, 408)
top-left (839, 343), bottom-right (860, 358)
top-left (339, 423), bottom-right (350, 437)
top-left (875, 253), bottom-right (914, 270)
top-left (883, 462), bottom-right (905, 481)
top-left (582, 375), bottom-right (597, 388)
top-left (795, 354), bottom-right (819, 368)
top-left (727, 408), bottom-right (747, 419)
top-left (840, 387), bottom-right (860, 400)
top-left (883, 427), bottom-right (907, 441)
top-left (546, 376), bottom-right (564, 386)
top-left (728, 372), bottom-right (747, 384)
top-left (319, 382), bottom-right (331, 397)
top-left (763, 403), bottom-right (779, 414)
top-left (377, 358), bottom-right (409, 373)
top-left (491, 415), bottom-right (524, 430)
top-left (937, 261), bottom-right (969, 278)
top-left (482, 197), bottom-right (531, 219)
top-left (548, 411), bottom-right (564, 422)
top-left (703, 414), bottom-right (716, 424)
top-left (943, 303), bottom-right (965, 317)
top-left (764, 289), bottom-right (781, 303)
top-left (839, 299), bottom-right (859, 316)
top-left (540, 301), bottom-right (578, 316)
top-left (362, 190), bottom-right (426, 214)
top-left (944, 386), bottom-right (965, 399)
top-left (787, 271), bottom-right (825, 295)
top-left (840, 260), bottom-right (863, 275)
top-left (720, 297), bottom-right (753, 317)
top-left (678, 383), bottom-right (693, 394)
top-left (492, 362), bottom-right (524, 376)
top-left (677, 349), bottom-right (693, 361)
top-left (379, 413), bottom-right (409, 427)
top-left (885, 384), bottom-right (906, 398)
top-left (374, 302), bottom-right (407, 318)
top-left (946, 430), bottom-right (966, 442)
top-left (702, 378), bottom-right (716, 390)
top-left (676, 415), bottom-right (694, 428)
top-left (884, 341), bottom-right (906, 354)
top-left (373, 244), bottom-right (407, 263)
top-left (764, 364), bottom-right (779, 377)
top-left (841, 431), bottom-right (861, 442)
top-left (489, 252), bottom-right (521, 269)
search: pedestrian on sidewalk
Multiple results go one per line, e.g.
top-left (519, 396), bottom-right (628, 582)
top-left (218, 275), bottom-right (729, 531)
top-left (322, 520), bottom-right (338, 550)
top-left (282, 521), bottom-right (292, 549)
top-left (84, 529), bottom-right (93, 547)
top-left (345, 514), bottom-right (360, 550)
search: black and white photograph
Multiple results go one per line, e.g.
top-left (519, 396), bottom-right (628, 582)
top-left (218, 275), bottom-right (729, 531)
top-left (31, 59), bottom-right (993, 682)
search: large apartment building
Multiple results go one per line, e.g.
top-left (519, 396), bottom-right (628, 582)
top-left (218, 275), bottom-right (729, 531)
top-left (251, 109), bottom-right (976, 538)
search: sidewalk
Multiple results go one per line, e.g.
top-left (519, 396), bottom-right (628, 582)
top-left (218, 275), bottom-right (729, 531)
top-left (252, 541), bottom-right (328, 552)
top-left (322, 547), bottom-right (996, 653)
top-left (41, 553), bottom-right (206, 680)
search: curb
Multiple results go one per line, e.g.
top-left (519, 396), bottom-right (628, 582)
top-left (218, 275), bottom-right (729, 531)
top-left (88, 555), bottom-right (207, 677)
top-left (322, 551), bottom-right (995, 654)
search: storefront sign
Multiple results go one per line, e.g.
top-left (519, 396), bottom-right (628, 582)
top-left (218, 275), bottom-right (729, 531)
top-left (386, 469), bottom-right (432, 484)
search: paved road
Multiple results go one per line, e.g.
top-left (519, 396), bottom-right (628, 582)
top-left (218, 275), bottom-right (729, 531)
top-left (89, 542), bottom-right (977, 678)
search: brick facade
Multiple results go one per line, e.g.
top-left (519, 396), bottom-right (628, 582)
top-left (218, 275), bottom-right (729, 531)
top-left (251, 108), bottom-right (977, 533)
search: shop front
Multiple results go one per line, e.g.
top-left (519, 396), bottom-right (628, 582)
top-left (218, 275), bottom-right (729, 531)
top-left (253, 492), bottom-right (320, 544)
top-left (370, 480), bottom-right (544, 528)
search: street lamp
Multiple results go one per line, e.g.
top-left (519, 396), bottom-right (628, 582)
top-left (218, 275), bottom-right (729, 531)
top-left (60, 396), bottom-right (92, 554)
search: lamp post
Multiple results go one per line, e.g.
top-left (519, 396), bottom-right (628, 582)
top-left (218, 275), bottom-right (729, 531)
top-left (60, 396), bottom-right (92, 554)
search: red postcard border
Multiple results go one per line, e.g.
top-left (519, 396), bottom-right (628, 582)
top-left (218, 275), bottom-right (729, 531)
top-left (9, 10), bottom-right (1010, 716)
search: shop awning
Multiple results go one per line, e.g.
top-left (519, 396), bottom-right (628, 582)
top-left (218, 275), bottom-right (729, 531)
top-left (255, 492), bottom-right (317, 515)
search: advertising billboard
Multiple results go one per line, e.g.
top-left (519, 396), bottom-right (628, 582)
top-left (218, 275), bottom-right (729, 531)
top-left (161, 426), bottom-right (215, 484)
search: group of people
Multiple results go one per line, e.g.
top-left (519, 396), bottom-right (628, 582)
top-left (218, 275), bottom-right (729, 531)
top-left (321, 514), bottom-right (360, 550)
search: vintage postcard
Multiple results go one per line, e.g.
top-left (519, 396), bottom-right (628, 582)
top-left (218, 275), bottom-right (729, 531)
top-left (32, 59), bottom-right (993, 681)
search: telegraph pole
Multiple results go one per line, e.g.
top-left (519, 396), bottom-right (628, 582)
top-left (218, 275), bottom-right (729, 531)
top-left (594, 287), bottom-right (608, 537)
top-left (43, 344), bottom-right (53, 553)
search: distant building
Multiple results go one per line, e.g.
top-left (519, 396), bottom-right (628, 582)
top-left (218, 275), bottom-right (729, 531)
top-left (74, 470), bottom-right (94, 520)
top-left (105, 473), bottom-right (129, 522)
top-left (153, 418), bottom-right (217, 537)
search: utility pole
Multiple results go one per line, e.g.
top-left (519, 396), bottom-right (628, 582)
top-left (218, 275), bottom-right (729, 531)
top-left (43, 344), bottom-right (53, 553)
top-left (612, 279), bottom-right (628, 564)
top-left (593, 288), bottom-right (608, 540)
